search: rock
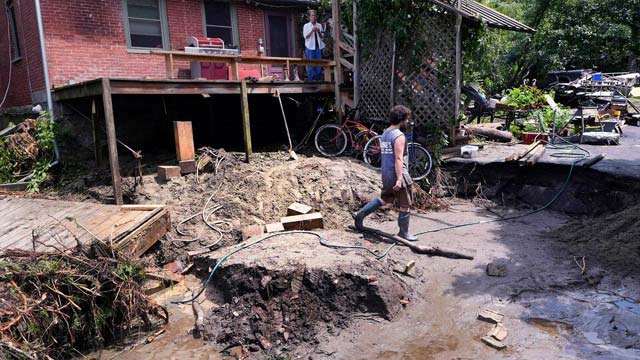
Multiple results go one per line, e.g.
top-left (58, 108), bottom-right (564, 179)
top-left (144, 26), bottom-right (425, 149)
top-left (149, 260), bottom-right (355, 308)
top-left (486, 262), bottom-right (507, 277)
top-left (477, 309), bottom-right (504, 324)
top-left (241, 225), bottom-right (264, 241)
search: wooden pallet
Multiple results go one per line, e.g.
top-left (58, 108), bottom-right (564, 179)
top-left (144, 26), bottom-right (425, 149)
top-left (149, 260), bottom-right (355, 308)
top-left (0, 196), bottom-right (170, 257)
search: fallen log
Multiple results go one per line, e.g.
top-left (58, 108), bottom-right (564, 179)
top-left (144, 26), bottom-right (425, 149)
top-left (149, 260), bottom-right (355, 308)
top-left (349, 225), bottom-right (474, 260)
top-left (465, 125), bottom-right (513, 143)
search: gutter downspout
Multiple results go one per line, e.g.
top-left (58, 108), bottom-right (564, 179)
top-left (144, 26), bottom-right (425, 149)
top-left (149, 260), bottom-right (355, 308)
top-left (27, 0), bottom-right (60, 179)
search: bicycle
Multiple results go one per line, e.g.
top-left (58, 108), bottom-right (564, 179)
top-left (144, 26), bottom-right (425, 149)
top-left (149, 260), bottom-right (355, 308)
top-left (314, 106), bottom-right (379, 157)
top-left (362, 121), bottom-right (433, 181)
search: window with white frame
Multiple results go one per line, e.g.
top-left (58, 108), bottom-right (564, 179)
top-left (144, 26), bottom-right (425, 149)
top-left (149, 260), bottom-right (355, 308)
top-left (6, 0), bottom-right (21, 60)
top-left (203, 0), bottom-right (238, 47)
top-left (123, 0), bottom-right (168, 49)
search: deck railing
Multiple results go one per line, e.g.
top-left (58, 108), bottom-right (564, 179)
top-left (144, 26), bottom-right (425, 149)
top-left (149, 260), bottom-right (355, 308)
top-left (151, 50), bottom-right (335, 82)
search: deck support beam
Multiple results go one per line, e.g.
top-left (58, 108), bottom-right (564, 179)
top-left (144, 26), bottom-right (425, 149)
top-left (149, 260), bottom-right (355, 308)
top-left (101, 78), bottom-right (123, 205)
top-left (240, 80), bottom-right (253, 163)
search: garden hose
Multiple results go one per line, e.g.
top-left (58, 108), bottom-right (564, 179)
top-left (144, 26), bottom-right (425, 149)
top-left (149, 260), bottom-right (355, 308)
top-left (413, 138), bottom-right (591, 237)
top-left (173, 230), bottom-right (396, 305)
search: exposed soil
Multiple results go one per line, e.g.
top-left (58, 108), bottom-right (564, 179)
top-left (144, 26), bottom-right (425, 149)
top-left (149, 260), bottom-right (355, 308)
top-left (194, 231), bottom-right (407, 357)
top-left (548, 203), bottom-right (640, 277)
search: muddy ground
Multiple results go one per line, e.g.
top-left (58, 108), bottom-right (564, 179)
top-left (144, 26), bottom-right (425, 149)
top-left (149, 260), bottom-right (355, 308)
top-left (77, 150), bottom-right (640, 359)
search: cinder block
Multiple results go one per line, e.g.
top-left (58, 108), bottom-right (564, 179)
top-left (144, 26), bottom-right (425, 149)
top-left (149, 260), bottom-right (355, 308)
top-left (265, 223), bottom-right (285, 233)
top-left (179, 160), bottom-right (196, 174)
top-left (157, 165), bottom-right (181, 181)
top-left (287, 202), bottom-right (313, 216)
top-left (242, 224), bottom-right (264, 241)
top-left (281, 212), bottom-right (324, 231)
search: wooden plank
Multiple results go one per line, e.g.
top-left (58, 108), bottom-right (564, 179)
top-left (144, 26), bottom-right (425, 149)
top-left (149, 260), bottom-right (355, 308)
top-left (51, 79), bottom-right (103, 101)
top-left (231, 60), bottom-right (239, 81)
top-left (120, 204), bottom-right (164, 211)
top-left (339, 57), bottom-right (354, 71)
top-left (240, 80), bottom-right (252, 162)
top-left (166, 53), bottom-right (175, 79)
top-left (453, 0), bottom-right (463, 147)
top-left (173, 121), bottom-right (195, 161)
top-left (352, 0), bottom-right (359, 106)
top-left (339, 41), bottom-right (355, 56)
top-left (102, 78), bottom-right (123, 205)
top-left (116, 209), bottom-right (171, 257)
top-left (91, 98), bottom-right (104, 167)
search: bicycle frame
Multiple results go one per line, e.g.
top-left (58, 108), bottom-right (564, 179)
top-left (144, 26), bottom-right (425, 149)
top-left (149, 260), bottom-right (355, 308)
top-left (329, 107), bottom-right (377, 151)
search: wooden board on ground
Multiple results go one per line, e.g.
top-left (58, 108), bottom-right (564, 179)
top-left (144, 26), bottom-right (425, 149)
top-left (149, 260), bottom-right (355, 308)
top-left (0, 196), bottom-right (170, 257)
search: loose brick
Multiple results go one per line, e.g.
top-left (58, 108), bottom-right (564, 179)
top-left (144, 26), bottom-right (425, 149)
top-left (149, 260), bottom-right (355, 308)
top-left (281, 213), bottom-right (323, 231)
top-left (265, 223), bottom-right (285, 233)
top-left (157, 165), bottom-right (181, 181)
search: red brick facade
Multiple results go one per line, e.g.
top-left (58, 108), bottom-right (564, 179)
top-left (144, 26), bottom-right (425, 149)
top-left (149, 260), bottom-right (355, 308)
top-left (0, 0), bottom-right (309, 108)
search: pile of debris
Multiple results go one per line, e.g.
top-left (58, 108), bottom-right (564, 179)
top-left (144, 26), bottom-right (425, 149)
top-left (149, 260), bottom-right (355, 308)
top-left (0, 241), bottom-right (168, 359)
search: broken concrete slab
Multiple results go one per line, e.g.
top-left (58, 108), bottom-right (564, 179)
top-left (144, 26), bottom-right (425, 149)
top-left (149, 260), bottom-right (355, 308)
top-left (287, 202), bottom-right (313, 216)
top-left (481, 335), bottom-right (506, 350)
top-left (281, 212), bottom-right (324, 231)
top-left (477, 309), bottom-right (504, 324)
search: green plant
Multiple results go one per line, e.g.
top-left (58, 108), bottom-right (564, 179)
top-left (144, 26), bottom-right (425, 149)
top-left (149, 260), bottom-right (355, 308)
top-left (523, 123), bottom-right (540, 133)
top-left (509, 124), bottom-right (523, 139)
top-left (504, 86), bottom-right (547, 108)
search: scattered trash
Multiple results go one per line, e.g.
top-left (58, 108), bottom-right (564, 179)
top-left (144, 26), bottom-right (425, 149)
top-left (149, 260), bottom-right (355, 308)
top-left (488, 323), bottom-right (508, 341)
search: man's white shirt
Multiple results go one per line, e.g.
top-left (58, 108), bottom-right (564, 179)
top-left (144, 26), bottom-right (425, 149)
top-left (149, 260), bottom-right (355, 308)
top-left (303, 22), bottom-right (325, 50)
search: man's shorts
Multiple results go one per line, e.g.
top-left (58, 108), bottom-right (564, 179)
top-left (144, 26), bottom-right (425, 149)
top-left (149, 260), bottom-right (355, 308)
top-left (380, 185), bottom-right (412, 208)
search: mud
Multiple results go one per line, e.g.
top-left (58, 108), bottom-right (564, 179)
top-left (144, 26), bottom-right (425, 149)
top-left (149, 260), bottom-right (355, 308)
top-left (193, 231), bottom-right (407, 356)
top-left (548, 203), bottom-right (640, 276)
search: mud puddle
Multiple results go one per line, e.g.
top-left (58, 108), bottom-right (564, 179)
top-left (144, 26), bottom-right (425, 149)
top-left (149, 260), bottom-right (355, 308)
top-left (523, 288), bottom-right (640, 359)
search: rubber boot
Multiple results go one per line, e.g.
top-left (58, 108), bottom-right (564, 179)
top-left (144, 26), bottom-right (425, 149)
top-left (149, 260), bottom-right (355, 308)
top-left (353, 198), bottom-right (383, 230)
top-left (398, 211), bottom-right (418, 241)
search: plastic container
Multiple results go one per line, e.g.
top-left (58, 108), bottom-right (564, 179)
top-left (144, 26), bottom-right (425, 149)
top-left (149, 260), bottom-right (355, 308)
top-left (521, 132), bottom-right (548, 145)
top-left (592, 72), bottom-right (602, 82)
top-left (461, 145), bottom-right (479, 158)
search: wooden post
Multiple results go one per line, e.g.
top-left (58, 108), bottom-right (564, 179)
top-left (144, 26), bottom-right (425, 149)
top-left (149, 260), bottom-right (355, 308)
top-left (240, 80), bottom-right (252, 162)
top-left (231, 60), bottom-right (239, 80)
top-left (332, 0), bottom-right (343, 120)
top-left (90, 98), bottom-right (104, 168)
top-left (453, 0), bottom-right (463, 146)
top-left (101, 78), bottom-right (123, 205)
top-left (166, 53), bottom-right (174, 79)
top-left (352, 0), bottom-right (359, 107)
top-left (390, 36), bottom-right (396, 109)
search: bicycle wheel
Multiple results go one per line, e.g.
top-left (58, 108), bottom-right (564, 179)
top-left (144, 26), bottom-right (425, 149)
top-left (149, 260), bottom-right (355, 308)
top-left (407, 142), bottom-right (433, 181)
top-left (314, 124), bottom-right (348, 157)
top-left (353, 130), bottom-right (378, 153)
top-left (363, 135), bottom-right (383, 168)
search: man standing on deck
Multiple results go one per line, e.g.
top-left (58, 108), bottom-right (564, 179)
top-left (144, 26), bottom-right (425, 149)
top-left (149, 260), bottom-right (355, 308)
top-left (353, 105), bottom-right (417, 241)
top-left (303, 10), bottom-right (325, 81)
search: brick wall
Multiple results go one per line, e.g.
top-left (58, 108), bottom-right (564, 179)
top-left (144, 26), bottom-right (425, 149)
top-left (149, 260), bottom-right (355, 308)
top-left (1, 0), bottom-right (308, 108)
top-left (0, 0), bottom-right (45, 108)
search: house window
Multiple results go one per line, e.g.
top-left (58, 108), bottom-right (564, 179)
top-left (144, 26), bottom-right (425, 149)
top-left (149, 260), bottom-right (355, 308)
top-left (123, 0), bottom-right (168, 49)
top-left (203, 0), bottom-right (238, 47)
top-left (6, 0), bottom-right (21, 60)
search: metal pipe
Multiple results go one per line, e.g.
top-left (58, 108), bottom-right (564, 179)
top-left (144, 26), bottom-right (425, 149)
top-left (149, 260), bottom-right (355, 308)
top-left (34, 0), bottom-right (53, 117)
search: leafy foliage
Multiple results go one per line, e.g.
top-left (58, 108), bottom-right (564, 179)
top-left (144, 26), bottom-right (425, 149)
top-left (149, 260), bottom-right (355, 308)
top-left (504, 85), bottom-right (547, 108)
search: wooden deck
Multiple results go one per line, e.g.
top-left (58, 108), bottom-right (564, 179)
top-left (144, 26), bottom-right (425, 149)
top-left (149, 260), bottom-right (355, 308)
top-left (0, 196), bottom-right (170, 256)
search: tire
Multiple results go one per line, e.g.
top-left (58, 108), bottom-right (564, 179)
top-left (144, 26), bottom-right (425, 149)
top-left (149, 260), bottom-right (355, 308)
top-left (314, 124), bottom-right (348, 157)
top-left (406, 142), bottom-right (433, 181)
top-left (353, 130), bottom-right (378, 154)
top-left (363, 135), bottom-right (382, 168)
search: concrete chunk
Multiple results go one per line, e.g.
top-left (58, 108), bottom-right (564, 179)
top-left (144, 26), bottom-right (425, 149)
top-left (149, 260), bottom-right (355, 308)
top-left (287, 202), bottom-right (313, 216)
top-left (157, 165), bottom-right (181, 181)
top-left (281, 212), bottom-right (324, 231)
